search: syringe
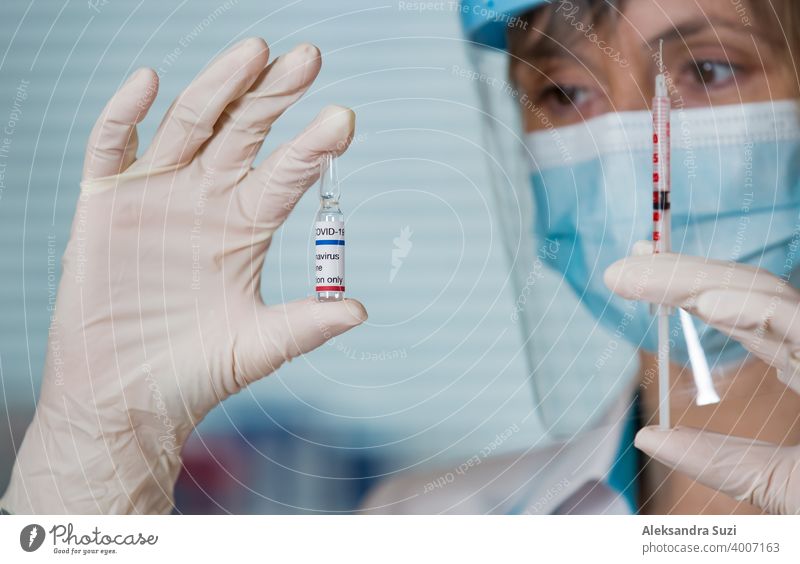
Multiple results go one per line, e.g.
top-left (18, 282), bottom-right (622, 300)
top-left (651, 43), bottom-right (721, 415)
top-left (652, 40), bottom-right (672, 430)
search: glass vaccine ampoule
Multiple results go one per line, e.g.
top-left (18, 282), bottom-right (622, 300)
top-left (314, 154), bottom-right (345, 302)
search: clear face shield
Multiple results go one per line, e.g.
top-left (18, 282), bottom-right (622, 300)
top-left (465, 39), bottom-right (641, 439)
top-left (460, 0), bottom-right (800, 440)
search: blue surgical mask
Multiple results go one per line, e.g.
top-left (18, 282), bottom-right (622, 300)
top-left (525, 100), bottom-right (800, 366)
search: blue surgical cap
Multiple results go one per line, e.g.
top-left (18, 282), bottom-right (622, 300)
top-left (459, 0), bottom-right (551, 50)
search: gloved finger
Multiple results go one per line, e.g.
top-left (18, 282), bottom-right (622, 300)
top-left (694, 288), bottom-right (800, 372)
top-left (604, 253), bottom-right (779, 312)
top-left (83, 68), bottom-right (158, 180)
top-left (201, 43), bottom-right (321, 169)
top-left (635, 426), bottom-right (797, 514)
top-left (631, 239), bottom-right (654, 256)
top-left (708, 323), bottom-right (789, 381)
top-left (696, 288), bottom-right (800, 338)
top-left (780, 352), bottom-right (800, 394)
top-left (238, 105), bottom-right (354, 232)
top-left (696, 289), bottom-right (775, 332)
top-left (620, 241), bottom-right (800, 368)
top-left (136, 37), bottom-right (269, 169)
top-left (237, 297), bottom-right (367, 385)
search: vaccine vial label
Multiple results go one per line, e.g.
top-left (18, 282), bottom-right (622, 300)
top-left (315, 221), bottom-right (345, 292)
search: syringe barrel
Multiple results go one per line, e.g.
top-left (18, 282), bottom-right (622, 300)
top-left (652, 95), bottom-right (671, 254)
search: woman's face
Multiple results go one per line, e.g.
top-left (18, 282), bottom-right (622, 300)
top-left (512, 0), bottom-right (798, 132)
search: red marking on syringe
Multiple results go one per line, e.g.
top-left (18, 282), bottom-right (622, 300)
top-left (652, 51), bottom-right (671, 255)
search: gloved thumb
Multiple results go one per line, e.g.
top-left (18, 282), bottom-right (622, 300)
top-left (635, 426), bottom-right (798, 514)
top-left (278, 297), bottom-right (368, 358)
top-left (235, 297), bottom-right (367, 386)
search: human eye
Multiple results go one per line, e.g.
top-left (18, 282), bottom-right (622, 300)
top-left (540, 84), bottom-right (593, 108)
top-left (682, 59), bottom-right (739, 90)
top-left (535, 83), bottom-right (603, 122)
top-left (511, 57), bottom-right (606, 127)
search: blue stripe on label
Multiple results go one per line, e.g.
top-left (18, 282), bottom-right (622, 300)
top-left (316, 240), bottom-right (345, 245)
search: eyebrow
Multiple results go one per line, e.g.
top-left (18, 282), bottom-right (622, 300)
top-left (514, 17), bottom-right (747, 69)
top-left (511, 14), bottom-right (773, 74)
top-left (512, 29), bottom-right (604, 76)
top-left (514, 46), bottom-right (605, 84)
top-left (646, 16), bottom-right (775, 48)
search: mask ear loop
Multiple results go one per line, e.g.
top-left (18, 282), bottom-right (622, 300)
top-left (677, 208), bottom-right (721, 405)
top-left (671, 105), bottom-right (722, 407)
top-left (679, 308), bottom-right (721, 405)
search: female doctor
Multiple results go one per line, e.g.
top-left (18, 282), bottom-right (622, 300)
top-left (365, 0), bottom-right (800, 515)
top-left (2, 0), bottom-right (800, 514)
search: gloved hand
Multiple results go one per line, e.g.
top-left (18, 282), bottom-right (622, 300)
top-left (1, 37), bottom-right (367, 514)
top-left (604, 246), bottom-right (800, 514)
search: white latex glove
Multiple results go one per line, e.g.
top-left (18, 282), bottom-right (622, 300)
top-left (1, 37), bottom-right (367, 514)
top-left (604, 246), bottom-right (800, 514)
